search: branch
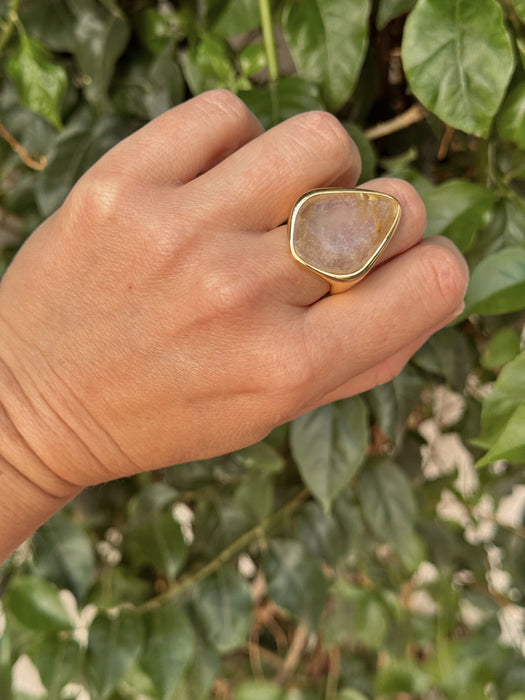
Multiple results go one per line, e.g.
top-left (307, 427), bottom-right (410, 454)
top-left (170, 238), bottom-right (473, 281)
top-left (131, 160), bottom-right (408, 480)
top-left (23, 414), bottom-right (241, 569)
top-left (139, 488), bottom-right (310, 612)
top-left (275, 623), bottom-right (309, 685)
top-left (0, 120), bottom-right (48, 171)
top-left (365, 103), bottom-right (426, 141)
top-left (258, 0), bottom-right (279, 83)
top-left (325, 647), bottom-right (341, 700)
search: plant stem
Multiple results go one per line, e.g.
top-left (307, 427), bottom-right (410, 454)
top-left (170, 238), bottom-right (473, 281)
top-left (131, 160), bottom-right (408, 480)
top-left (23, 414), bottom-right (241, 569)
top-left (0, 0), bottom-right (20, 54)
top-left (0, 120), bottom-right (48, 170)
top-left (139, 488), bottom-right (309, 612)
top-left (258, 0), bottom-right (279, 83)
top-left (365, 103), bottom-right (426, 141)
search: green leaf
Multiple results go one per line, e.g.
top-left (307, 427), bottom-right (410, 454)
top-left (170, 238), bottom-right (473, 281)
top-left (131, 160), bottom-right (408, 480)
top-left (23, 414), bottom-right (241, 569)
top-left (282, 0), bottom-right (370, 111)
top-left (422, 180), bottom-right (494, 252)
top-left (233, 441), bottom-right (285, 473)
top-left (375, 659), bottom-right (433, 694)
top-left (32, 510), bottom-right (95, 603)
top-left (191, 566), bottom-right (252, 653)
top-left (497, 83), bottom-right (525, 149)
top-left (518, 36), bottom-right (525, 71)
top-left (182, 34), bottom-right (240, 94)
top-left (295, 500), bottom-right (346, 566)
top-left (512, 0), bottom-right (525, 23)
top-left (295, 497), bottom-right (363, 566)
top-left (176, 630), bottom-right (220, 700)
top-left (36, 113), bottom-right (139, 217)
top-left (335, 691), bottom-right (368, 700)
top-left (234, 470), bottom-right (274, 521)
top-left (0, 80), bottom-right (56, 168)
top-left (67, 0), bottom-right (131, 108)
top-left (112, 53), bottom-right (156, 121)
top-left (367, 363), bottom-right (422, 445)
top-left (502, 197), bottom-right (525, 248)
top-left (343, 122), bottom-right (377, 184)
top-left (357, 457), bottom-right (423, 571)
top-left (235, 680), bottom-right (286, 700)
top-left (477, 403), bottom-right (525, 466)
top-left (87, 608), bottom-right (144, 700)
top-left (213, 0), bottom-right (260, 36)
top-left (290, 397), bottom-right (369, 511)
top-left (412, 327), bottom-right (474, 391)
top-left (129, 482), bottom-right (178, 517)
top-left (20, 0), bottom-right (76, 53)
top-left (199, 0), bottom-right (231, 28)
top-left (475, 351), bottom-right (525, 465)
top-left (322, 580), bottom-right (389, 650)
top-left (31, 637), bottom-right (82, 696)
top-left (376, 0), bottom-right (416, 29)
top-left (6, 576), bottom-right (74, 632)
top-left (142, 605), bottom-right (195, 700)
top-left (144, 42), bottom-right (185, 118)
top-left (239, 77), bottom-right (325, 128)
top-left (134, 7), bottom-right (183, 54)
top-left (239, 43), bottom-right (267, 79)
top-left (0, 629), bottom-right (12, 700)
top-left (263, 538), bottom-right (329, 629)
top-left (480, 328), bottom-right (521, 370)
top-left (477, 351), bottom-right (525, 442)
top-left (7, 34), bottom-right (67, 129)
top-left (464, 247), bottom-right (525, 315)
top-left (193, 499), bottom-right (252, 559)
top-left (125, 507), bottom-right (187, 581)
top-left (401, 0), bottom-right (515, 136)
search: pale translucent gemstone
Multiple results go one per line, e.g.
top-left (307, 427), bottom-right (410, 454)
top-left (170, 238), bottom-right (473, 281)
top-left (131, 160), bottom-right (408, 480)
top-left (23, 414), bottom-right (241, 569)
top-left (291, 191), bottom-right (399, 275)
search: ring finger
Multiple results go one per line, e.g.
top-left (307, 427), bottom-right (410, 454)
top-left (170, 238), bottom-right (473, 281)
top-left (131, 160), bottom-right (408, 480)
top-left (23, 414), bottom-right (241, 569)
top-left (254, 177), bottom-right (427, 307)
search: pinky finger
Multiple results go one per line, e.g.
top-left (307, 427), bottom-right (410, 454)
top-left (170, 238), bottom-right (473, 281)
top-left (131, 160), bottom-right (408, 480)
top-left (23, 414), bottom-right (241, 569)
top-left (301, 324), bottom-right (447, 412)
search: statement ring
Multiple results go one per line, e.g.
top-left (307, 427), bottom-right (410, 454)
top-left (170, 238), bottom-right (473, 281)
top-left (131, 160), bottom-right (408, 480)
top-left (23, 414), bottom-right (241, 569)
top-left (288, 188), bottom-right (402, 294)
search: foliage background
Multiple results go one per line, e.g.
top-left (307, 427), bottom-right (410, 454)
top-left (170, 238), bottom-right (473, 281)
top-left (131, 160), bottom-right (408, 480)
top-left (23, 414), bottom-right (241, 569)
top-left (1, 0), bottom-right (525, 698)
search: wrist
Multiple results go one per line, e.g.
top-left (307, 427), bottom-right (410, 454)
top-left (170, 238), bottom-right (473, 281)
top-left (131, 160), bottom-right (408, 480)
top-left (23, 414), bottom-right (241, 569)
top-left (0, 310), bottom-right (109, 493)
top-left (0, 355), bottom-right (79, 499)
top-left (0, 349), bottom-right (82, 559)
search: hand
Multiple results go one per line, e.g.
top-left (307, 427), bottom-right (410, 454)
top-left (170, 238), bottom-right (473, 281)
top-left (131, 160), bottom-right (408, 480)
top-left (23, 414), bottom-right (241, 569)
top-left (0, 90), bottom-right (468, 495)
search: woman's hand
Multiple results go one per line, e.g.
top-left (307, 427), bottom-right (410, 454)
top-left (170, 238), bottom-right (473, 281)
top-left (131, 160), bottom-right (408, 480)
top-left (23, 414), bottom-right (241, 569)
top-left (0, 90), bottom-right (468, 500)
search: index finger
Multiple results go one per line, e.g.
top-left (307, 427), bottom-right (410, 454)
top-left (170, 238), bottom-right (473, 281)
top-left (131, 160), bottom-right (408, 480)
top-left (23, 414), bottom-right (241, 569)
top-left (182, 110), bottom-right (362, 232)
top-left (106, 90), bottom-right (264, 186)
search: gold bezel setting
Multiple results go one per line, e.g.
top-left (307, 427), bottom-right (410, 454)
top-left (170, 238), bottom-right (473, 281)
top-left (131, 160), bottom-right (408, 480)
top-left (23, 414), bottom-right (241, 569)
top-left (288, 188), bottom-right (402, 294)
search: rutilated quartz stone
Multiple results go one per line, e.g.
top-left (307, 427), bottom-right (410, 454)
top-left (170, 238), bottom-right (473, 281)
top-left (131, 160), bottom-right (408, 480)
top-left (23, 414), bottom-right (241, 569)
top-left (290, 190), bottom-right (400, 276)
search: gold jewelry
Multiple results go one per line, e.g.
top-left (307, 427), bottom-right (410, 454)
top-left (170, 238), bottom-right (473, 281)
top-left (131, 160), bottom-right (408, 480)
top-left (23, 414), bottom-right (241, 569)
top-left (288, 188), bottom-right (401, 294)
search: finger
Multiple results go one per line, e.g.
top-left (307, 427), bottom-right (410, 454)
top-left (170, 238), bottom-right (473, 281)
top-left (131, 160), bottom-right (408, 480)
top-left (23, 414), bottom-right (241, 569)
top-left (182, 110), bottom-right (362, 232)
top-left (251, 178), bottom-right (426, 307)
top-left (105, 90), bottom-right (264, 186)
top-left (357, 178), bottom-right (426, 259)
top-left (310, 324), bottom-right (449, 409)
top-left (300, 237), bottom-right (468, 398)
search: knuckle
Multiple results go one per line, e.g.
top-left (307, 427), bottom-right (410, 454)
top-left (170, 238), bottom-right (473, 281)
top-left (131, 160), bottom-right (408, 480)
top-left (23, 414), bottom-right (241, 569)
top-left (298, 110), bottom-right (356, 159)
top-left (198, 89), bottom-right (254, 131)
top-left (417, 243), bottom-right (467, 313)
top-left (198, 267), bottom-right (249, 321)
top-left (68, 166), bottom-right (131, 232)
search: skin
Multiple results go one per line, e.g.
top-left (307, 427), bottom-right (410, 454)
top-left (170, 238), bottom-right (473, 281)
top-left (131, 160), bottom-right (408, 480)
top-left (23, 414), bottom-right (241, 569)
top-left (0, 90), bottom-right (469, 560)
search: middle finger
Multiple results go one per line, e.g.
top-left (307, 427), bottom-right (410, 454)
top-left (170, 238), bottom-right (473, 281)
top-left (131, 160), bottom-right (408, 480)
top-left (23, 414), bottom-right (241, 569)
top-left (180, 110), bottom-right (362, 233)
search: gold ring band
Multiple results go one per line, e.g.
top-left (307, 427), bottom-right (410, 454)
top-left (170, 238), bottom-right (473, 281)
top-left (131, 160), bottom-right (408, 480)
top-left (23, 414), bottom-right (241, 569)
top-left (288, 188), bottom-right (402, 294)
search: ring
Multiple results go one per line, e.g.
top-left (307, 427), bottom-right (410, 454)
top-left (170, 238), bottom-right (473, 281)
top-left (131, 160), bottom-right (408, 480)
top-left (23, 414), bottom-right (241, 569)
top-left (288, 188), bottom-right (402, 294)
